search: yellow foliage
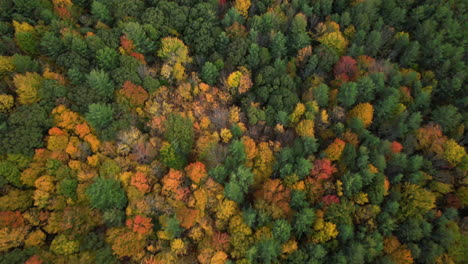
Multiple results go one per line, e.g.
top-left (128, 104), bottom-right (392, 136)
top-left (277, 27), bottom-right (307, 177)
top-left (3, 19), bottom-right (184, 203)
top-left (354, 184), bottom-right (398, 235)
top-left (47, 135), bottom-right (69, 151)
top-left (210, 251), bottom-right (228, 264)
top-left (52, 0), bottom-right (73, 8)
top-left (172, 62), bottom-right (186, 82)
top-left (25, 229), bottom-right (46, 247)
top-left (216, 199), bottom-right (237, 221)
top-left (13, 72), bottom-right (42, 105)
top-left (282, 240), bottom-right (298, 254)
top-left (348, 103), bottom-right (373, 127)
top-left (353, 192), bottom-right (369, 205)
top-left (234, 0), bottom-right (251, 17)
top-left (0, 56), bottom-right (14, 75)
top-left (13, 20), bottom-right (34, 33)
top-left (0, 227), bottom-right (29, 252)
top-left (443, 139), bottom-right (465, 165)
top-left (318, 31), bottom-right (348, 55)
top-left (311, 221), bottom-right (338, 244)
top-left (171, 238), bottom-right (187, 255)
top-left (227, 71), bottom-right (242, 88)
top-left (220, 128), bottom-right (232, 143)
top-left (0, 94), bottom-right (14, 112)
top-left (289, 103), bottom-right (306, 124)
top-left (158, 37), bottom-right (192, 64)
top-left (229, 106), bottom-right (241, 123)
top-left (253, 142), bottom-right (275, 185)
top-left (295, 119), bottom-right (315, 137)
top-left (35, 175), bottom-right (56, 192)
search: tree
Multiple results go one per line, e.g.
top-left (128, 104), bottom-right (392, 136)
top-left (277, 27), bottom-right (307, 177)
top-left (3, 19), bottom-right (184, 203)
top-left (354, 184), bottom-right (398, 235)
top-left (234, 0), bottom-right (251, 17)
top-left (271, 32), bottom-right (287, 58)
top-left (91, 1), bottom-right (112, 24)
top-left (185, 161), bottom-right (207, 184)
top-left (397, 183), bottom-right (436, 220)
top-left (431, 105), bottom-right (462, 135)
top-left (347, 103), bottom-right (374, 127)
top-left (85, 103), bottom-right (113, 130)
top-left (224, 166), bottom-right (254, 203)
top-left (164, 113), bottom-right (194, 166)
top-left (318, 31), bottom-right (348, 55)
top-left (96, 47), bottom-right (119, 70)
top-left (157, 37), bottom-right (191, 65)
top-left (13, 72), bottom-right (42, 105)
top-left (293, 208), bottom-right (315, 237)
top-left (126, 215), bottom-right (153, 235)
top-left (201, 62), bottom-right (219, 85)
top-left (86, 177), bottom-right (127, 210)
top-left (334, 56), bottom-right (357, 81)
top-left (443, 139), bottom-right (465, 166)
top-left (337, 82), bottom-right (357, 108)
top-left (314, 84), bottom-right (329, 107)
top-left (86, 70), bottom-right (115, 99)
top-left (290, 13), bottom-right (311, 51)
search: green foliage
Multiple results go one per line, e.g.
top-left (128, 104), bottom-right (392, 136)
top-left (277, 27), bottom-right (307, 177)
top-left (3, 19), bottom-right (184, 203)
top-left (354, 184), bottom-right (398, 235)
top-left (85, 103), bottom-right (113, 130)
top-left (164, 113), bottom-right (194, 159)
top-left (86, 177), bottom-right (127, 210)
top-left (96, 47), bottom-right (119, 70)
top-left (86, 70), bottom-right (115, 99)
top-left (293, 208), bottom-right (315, 237)
top-left (201, 61), bottom-right (219, 85)
top-left (338, 81), bottom-right (358, 108)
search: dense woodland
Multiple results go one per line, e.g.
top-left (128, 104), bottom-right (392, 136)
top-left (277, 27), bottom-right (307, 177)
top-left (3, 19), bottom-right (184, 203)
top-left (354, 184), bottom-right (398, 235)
top-left (0, 0), bottom-right (467, 263)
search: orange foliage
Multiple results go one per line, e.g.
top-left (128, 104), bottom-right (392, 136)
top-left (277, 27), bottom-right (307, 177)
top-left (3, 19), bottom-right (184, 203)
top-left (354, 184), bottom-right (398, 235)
top-left (75, 123), bottom-right (91, 138)
top-left (211, 232), bottom-right (230, 251)
top-left (161, 169), bottom-right (184, 197)
top-left (384, 236), bottom-right (414, 264)
top-left (415, 124), bottom-right (447, 155)
top-left (52, 105), bottom-right (81, 131)
top-left (176, 207), bottom-right (199, 229)
top-left (311, 159), bottom-right (337, 180)
top-left (118, 81), bottom-right (149, 106)
top-left (126, 215), bottom-right (153, 235)
top-left (255, 179), bottom-right (291, 218)
top-left (391, 141), bottom-right (403, 153)
top-left (242, 136), bottom-right (257, 162)
top-left (185, 162), bottom-right (207, 184)
top-left (120, 35), bottom-right (134, 53)
top-left (25, 255), bottom-right (44, 264)
top-left (0, 211), bottom-right (24, 228)
top-left (131, 172), bottom-right (151, 193)
top-left (106, 228), bottom-right (146, 260)
top-left (324, 138), bottom-right (346, 161)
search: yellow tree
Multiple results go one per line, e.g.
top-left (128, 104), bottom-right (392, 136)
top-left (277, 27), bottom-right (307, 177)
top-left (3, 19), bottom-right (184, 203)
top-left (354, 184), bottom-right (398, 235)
top-left (347, 103), bottom-right (374, 127)
top-left (0, 94), bottom-right (14, 112)
top-left (234, 0), bottom-right (251, 17)
top-left (13, 72), bottom-right (42, 104)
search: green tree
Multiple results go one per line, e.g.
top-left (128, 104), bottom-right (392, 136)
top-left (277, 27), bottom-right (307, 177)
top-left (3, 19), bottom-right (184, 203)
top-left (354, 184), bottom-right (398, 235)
top-left (85, 103), bottom-right (113, 130)
top-left (201, 61), bottom-right (219, 85)
top-left (314, 83), bottom-right (329, 107)
top-left (338, 81), bottom-right (358, 108)
top-left (85, 177), bottom-right (127, 210)
top-left (294, 208), bottom-right (315, 237)
top-left (96, 47), bottom-right (119, 70)
top-left (91, 1), bottom-right (112, 24)
top-left (87, 69), bottom-right (115, 99)
top-left (164, 113), bottom-right (194, 159)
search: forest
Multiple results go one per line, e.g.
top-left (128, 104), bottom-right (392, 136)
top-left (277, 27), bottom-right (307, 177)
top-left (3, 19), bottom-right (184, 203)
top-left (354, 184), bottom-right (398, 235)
top-left (0, 0), bottom-right (466, 263)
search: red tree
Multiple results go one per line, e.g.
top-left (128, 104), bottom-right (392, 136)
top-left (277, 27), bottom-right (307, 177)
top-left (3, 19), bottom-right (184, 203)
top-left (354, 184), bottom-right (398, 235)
top-left (334, 56), bottom-right (358, 81)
